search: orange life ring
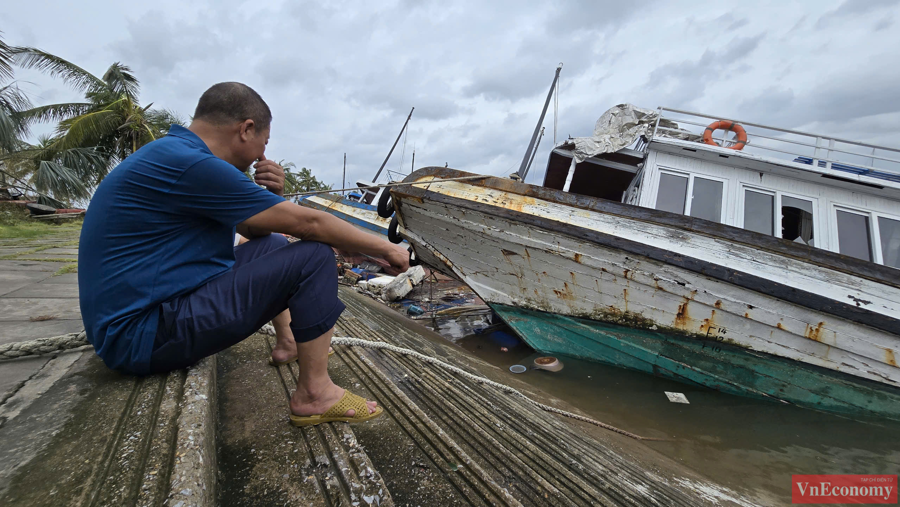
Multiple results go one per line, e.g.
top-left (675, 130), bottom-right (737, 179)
top-left (702, 120), bottom-right (747, 150)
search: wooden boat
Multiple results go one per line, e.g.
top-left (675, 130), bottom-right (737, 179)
top-left (389, 106), bottom-right (900, 420)
top-left (299, 189), bottom-right (407, 274)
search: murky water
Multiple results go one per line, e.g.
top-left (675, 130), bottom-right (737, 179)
top-left (450, 327), bottom-right (900, 505)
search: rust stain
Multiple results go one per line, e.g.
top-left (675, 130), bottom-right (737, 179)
top-left (542, 271), bottom-right (548, 276)
top-left (776, 322), bottom-right (785, 330)
top-left (574, 253), bottom-right (583, 264)
top-left (886, 349), bottom-right (897, 367)
top-left (623, 269), bottom-right (631, 279)
top-left (553, 282), bottom-right (576, 301)
top-left (744, 312), bottom-right (750, 318)
top-left (623, 288), bottom-right (628, 312)
top-left (600, 267), bottom-right (608, 273)
top-left (524, 249), bottom-right (531, 260)
top-left (804, 322), bottom-right (826, 342)
top-left (714, 300), bottom-right (723, 309)
top-left (699, 310), bottom-right (717, 335)
top-left (674, 301), bottom-right (690, 329)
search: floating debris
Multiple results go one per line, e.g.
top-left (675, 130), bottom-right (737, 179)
top-left (509, 365), bottom-right (527, 374)
top-left (665, 392), bottom-right (690, 404)
top-left (534, 356), bottom-right (563, 372)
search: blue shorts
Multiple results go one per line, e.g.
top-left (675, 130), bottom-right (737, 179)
top-left (148, 234), bottom-right (345, 373)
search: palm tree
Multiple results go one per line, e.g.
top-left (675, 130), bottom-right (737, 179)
top-left (4, 48), bottom-right (182, 205)
top-left (13, 48), bottom-right (182, 166)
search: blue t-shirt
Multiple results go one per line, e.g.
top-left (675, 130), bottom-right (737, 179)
top-left (78, 125), bottom-right (284, 374)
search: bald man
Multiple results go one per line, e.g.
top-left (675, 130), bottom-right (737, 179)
top-left (79, 82), bottom-right (409, 425)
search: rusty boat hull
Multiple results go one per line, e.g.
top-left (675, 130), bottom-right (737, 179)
top-left (392, 167), bottom-right (900, 420)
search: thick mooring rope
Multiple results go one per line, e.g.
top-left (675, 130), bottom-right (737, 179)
top-left (0, 331), bottom-right (88, 359)
top-left (3, 327), bottom-right (657, 441)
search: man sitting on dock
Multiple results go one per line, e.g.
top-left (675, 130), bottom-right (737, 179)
top-left (78, 82), bottom-right (410, 425)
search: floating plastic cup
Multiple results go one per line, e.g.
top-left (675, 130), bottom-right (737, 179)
top-left (509, 365), bottom-right (527, 374)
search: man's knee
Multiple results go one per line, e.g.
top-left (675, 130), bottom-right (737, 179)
top-left (255, 233), bottom-right (290, 249)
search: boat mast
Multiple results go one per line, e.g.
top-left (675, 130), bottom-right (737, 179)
top-left (372, 107), bottom-right (415, 183)
top-left (342, 153), bottom-right (346, 195)
top-left (515, 63), bottom-right (562, 181)
top-left (522, 127), bottom-right (545, 180)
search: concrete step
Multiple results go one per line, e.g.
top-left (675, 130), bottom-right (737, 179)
top-left (0, 351), bottom-right (216, 506)
top-left (216, 334), bottom-right (393, 506)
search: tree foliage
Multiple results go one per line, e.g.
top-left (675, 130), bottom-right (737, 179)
top-left (279, 160), bottom-right (332, 194)
top-left (0, 34), bottom-right (183, 206)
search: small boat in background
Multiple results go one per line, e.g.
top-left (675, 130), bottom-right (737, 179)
top-left (389, 104), bottom-right (900, 421)
top-left (298, 108), bottom-right (414, 275)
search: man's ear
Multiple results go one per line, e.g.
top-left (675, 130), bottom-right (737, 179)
top-left (238, 119), bottom-right (256, 141)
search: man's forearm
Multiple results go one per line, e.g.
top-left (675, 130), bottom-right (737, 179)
top-left (300, 211), bottom-right (394, 258)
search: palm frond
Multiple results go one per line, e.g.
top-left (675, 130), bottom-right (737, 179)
top-left (54, 108), bottom-right (121, 151)
top-left (0, 32), bottom-right (13, 82)
top-left (15, 102), bottom-right (92, 127)
top-left (102, 63), bottom-right (140, 100)
top-left (32, 159), bottom-right (90, 202)
top-left (0, 83), bottom-right (32, 152)
top-left (12, 47), bottom-right (105, 93)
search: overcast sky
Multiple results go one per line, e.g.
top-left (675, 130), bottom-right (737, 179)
top-left (3, 0), bottom-right (900, 187)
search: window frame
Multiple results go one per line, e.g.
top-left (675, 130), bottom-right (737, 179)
top-left (737, 185), bottom-right (819, 247)
top-left (655, 168), bottom-right (728, 223)
top-left (830, 204), bottom-right (900, 267)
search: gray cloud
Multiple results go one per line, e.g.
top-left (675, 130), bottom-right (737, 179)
top-left (642, 34), bottom-right (765, 108)
top-left (2, 0), bottom-right (900, 189)
top-left (816, 0), bottom-right (900, 29)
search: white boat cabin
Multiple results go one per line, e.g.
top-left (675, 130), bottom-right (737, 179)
top-left (542, 107), bottom-right (900, 269)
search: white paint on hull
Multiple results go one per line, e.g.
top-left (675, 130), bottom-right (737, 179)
top-left (398, 177), bottom-right (900, 387)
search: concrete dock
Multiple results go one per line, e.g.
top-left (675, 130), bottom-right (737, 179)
top-left (0, 225), bottom-right (754, 506)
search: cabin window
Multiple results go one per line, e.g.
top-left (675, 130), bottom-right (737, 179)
top-left (655, 171), bottom-right (725, 223)
top-left (743, 189), bottom-right (774, 235)
top-left (879, 217), bottom-right (900, 269)
top-left (836, 209), bottom-right (873, 262)
top-left (781, 196), bottom-right (815, 246)
top-left (740, 188), bottom-right (816, 246)
top-left (655, 172), bottom-right (688, 214)
top-left (690, 177), bottom-right (724, 223)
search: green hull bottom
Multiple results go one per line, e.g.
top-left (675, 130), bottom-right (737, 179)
top-left (492, 304), bottom-right (900, 421)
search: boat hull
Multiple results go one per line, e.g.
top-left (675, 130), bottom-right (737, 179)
top-left (493, 304), bottom-right (900, 419)
top-left (392, 167), bottom-right (900, 419)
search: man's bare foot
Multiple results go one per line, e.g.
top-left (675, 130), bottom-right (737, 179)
top-left (290, 382), bottom-right (377, 417)
top-left (271, 339), bottom-right (298, 364)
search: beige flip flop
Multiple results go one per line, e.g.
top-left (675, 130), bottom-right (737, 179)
top-left (268, 348), bottom-right (334, 366)
top-left (289, 390), bottom-right (383, 427)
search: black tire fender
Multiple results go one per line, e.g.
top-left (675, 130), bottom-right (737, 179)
top-left (388, 215), bottom-right (403, 244)
top-left (377, 188), bottom-right (394, 218)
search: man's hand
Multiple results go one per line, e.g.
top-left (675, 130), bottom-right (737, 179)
top-left (254, 155), bottom-right (285, 196)
top-left (383, 243), bottom-right (411, 273)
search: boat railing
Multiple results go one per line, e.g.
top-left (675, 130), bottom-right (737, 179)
top-left (650, 107), bottom-right (900, 183)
